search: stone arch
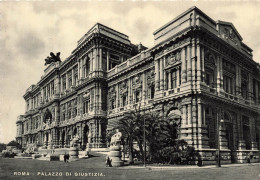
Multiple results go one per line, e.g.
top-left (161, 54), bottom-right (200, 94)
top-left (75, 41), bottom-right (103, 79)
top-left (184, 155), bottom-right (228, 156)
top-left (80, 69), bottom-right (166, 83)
top-left (166, 107), bottom-right (182, 139)
top-left (43, 109), bottom-right (52, 124)
top-left (82, 125), bottom-right (89, 150)
top-left (223, 111), bottom-right (233, 150)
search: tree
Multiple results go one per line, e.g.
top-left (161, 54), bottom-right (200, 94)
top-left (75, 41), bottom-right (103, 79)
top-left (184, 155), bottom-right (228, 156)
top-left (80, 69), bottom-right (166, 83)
top-left (0, 143), bottom-right (6, 152)
top-left (116, 110), bottom-right (143, 164)
top-left (7, 140), bottom-right (21, 149)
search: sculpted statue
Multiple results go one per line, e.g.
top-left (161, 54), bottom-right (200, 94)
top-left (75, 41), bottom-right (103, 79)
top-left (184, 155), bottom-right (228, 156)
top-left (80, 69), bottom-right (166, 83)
top-left (110, 130), bottom-right (122, 146)
top-left (45, 52), bottom-right (61, 66)
top-left (70, 135), bottom-right (80, 147)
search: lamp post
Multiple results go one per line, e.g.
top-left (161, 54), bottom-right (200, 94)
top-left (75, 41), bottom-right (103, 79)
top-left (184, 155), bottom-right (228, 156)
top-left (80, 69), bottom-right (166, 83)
top-left (143, 114), bottom-right (146, 167)
top-left (216, 118), bottom-right (224, 167)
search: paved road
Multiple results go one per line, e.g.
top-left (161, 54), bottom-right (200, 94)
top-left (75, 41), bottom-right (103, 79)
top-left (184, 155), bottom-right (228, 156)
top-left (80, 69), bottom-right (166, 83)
top-left (0, 153), bottom-right (259, 180)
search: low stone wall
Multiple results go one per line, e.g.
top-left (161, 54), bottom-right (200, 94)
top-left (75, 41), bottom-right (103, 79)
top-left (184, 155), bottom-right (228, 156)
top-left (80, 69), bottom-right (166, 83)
top-left (235, 150), bottom-right (259, 163)
top-left (198, 149), bottom-right (259, 165)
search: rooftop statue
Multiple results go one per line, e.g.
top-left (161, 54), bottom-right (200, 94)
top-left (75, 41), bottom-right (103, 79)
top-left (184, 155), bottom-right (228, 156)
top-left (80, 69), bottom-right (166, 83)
top-left (45, 52), bottom-right (61, 65)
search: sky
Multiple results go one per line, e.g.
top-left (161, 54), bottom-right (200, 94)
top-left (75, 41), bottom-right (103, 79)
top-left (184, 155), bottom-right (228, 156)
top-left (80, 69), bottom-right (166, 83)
top-left (0, 1), bottom-right (260, 144)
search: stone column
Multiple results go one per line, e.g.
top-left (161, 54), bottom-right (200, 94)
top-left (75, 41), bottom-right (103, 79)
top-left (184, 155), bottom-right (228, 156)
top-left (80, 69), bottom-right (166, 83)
top-left (90, 50), bottom-right (93, 73)
top-left (181, 47), bottom-right (186, 84)
top-left (99, 120), bottom-right (102, 144)
top-left (155, 59), bottom-right (160, 91)
top-left (192, 99), bottom-right (198, 147)
top-left (196, 41), bottom-right (201, 83)
top-left (129, 78), bottom-right (132, 105)
top-left (163, 57), bottom-right (167, 90)
top-left (237, 114), bottom-right (245, 150)
top-left (55, 106), bottom-right (58, 123)
top-left (235, 65), bottom-right (241, 95)
top-left (198, 103), bottom-right (202, 125)
top-left (82, 57), bottom-right (86, 78)
top-left (187, 45), bottom-right (192, 83)
top-left (216, 56), bottom-right (221, 93)
top-left (168, 72), bottom-right (172, 90)
top-left (191, 38), bottom-right (196, 84)
top-left (78, 59), bottom-right (82, 80)
top-left (201, 46), bottom-right (205, 82)
top-left (99, 84), bottom-right (102, 111)
top-left (142, 73), bottom-right (146, 100)
top-left (220, 57), bottom-right (223, 90)
top-left (187, 104), bottom-right (192, 125)
top-left (248, 74), bottom-right (253, 101)
top-left (93, 48), bottom-right (97, 72)
top-left (72, 68), bottom-right (75, 86)
top-left (116, 84), bottom-right (119, 108)
top-left (182, 105), bottom-right (187, 125)
top-left (66, 73), bottom-right (69, 90)
top-left (250, 117), bottom-right (258, 150)
top-left (255, 81), bottom-right (259, 104)
top-left (99, 48), bottom-right (103, 71)
top-left (107, 50), bottom-right (110, 71)
top-left (203, 104), bottom-right (206, 126)
top-left (160, 58), bottom-right (164, 90)
top-left (177, 67), bottom-right (180, 87)
top-left (96, 48), bottom-right (99, 71)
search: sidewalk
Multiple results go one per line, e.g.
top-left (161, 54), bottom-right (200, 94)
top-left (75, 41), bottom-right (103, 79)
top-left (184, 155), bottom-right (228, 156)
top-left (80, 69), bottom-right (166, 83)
top-left (118, 162), bottom-right (260, 170)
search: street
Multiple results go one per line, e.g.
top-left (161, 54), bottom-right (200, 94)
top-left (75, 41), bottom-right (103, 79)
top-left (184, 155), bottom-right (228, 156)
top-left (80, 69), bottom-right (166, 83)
top-left (0, 153), bottom-right (259, 180)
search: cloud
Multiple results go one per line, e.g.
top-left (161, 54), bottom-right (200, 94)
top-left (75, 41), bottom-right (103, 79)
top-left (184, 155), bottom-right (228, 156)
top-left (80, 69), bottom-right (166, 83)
top-left (16, 31), bottom-right (45, 59)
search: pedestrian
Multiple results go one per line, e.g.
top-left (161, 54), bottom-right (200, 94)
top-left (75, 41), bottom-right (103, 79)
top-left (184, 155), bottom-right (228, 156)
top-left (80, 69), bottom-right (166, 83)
top-left (64, 152), bottom-right (69, 163)
top-left (106, 155), bottom-right (112, 167)
top-left (247, 151), bottom-right (253, 165)
top-left (64, 152), bottom-right (67, 163)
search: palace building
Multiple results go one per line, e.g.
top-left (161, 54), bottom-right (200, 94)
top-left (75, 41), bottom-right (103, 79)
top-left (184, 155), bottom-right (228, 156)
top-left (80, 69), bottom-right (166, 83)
top-left (16, 6), bottom-right (260, 163)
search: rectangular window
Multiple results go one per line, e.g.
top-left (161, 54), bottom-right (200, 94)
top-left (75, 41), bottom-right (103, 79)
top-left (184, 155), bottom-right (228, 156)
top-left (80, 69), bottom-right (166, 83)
top-left (122, 96), bottom-right (127, 106)
top-left (223, 75), bottom-right (234, 94)
top-left (136, 91), bottom-right (140, 102)
top-left (62, 75), bottom-right (66, 91)
top-left (111, 100), bottom-right (115, 109)
top-left (241, 82), bottom-right (248, 99)
top-left (171, 70), bottom-right (177, 89)
top-left (151, 85), bottom-right (155, 99)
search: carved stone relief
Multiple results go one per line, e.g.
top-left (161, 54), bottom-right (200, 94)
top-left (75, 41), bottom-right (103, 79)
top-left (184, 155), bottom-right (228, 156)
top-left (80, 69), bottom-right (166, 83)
top-left (166, 51), bottom-right (181, 66)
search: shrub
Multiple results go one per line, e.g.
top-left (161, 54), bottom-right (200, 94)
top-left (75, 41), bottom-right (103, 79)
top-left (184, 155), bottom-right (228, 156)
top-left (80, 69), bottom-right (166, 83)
top-left (50, 154), bottom-right (60, 161)
top-left (2, 152), bottom-right (15, 158)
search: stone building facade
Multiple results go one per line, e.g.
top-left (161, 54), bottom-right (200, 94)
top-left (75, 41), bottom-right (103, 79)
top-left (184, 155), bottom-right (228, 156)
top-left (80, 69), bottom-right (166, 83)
top-left (16, 7), bottom-right (260, 163)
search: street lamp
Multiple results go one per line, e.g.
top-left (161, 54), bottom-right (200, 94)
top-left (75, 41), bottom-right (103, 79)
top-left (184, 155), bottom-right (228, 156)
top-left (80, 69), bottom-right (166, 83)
top-left (143, 114), bottom-right (146, 167)
top-left (216, 118), bottom-right (224, 167)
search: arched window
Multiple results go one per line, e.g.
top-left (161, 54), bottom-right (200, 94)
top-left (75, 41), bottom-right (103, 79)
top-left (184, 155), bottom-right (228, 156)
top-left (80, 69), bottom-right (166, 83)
top-left (44, 109), bottom-right (52, 124)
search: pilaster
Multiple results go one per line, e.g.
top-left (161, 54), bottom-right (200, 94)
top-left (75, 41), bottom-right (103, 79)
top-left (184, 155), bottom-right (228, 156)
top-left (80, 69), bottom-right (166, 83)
top-left (191, 38), bottom-right (196, 88)
top-left (168, 72), bottom-right (172, 89)
top-left (155, 59), bottom-right (160, 91)
top-left (142, 72), bottom-right (146, 101)
top-left (160, 58), bottom-right (164, 90)
top-left (128, 78), bottom-right (132, 105)
top-left (181, 47), bottom-right (187, 83)
top-left (187, 45), bottom-right (192, 83)
top-left (107, 50), bottom-right (110, 71)
top-left (201, 46), bottom-right (205, 83)
top-left (196, 40), bottom-right (201, 88)
top-left (99, 48), bottom-right (103, 71)
top-left (235, 65), bottom-right (241, 96)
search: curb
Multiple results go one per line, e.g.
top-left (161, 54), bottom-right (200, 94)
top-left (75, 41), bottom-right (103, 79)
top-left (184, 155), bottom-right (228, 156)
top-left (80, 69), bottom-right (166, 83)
top-left (117, 163), bottom-right (260, 170)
